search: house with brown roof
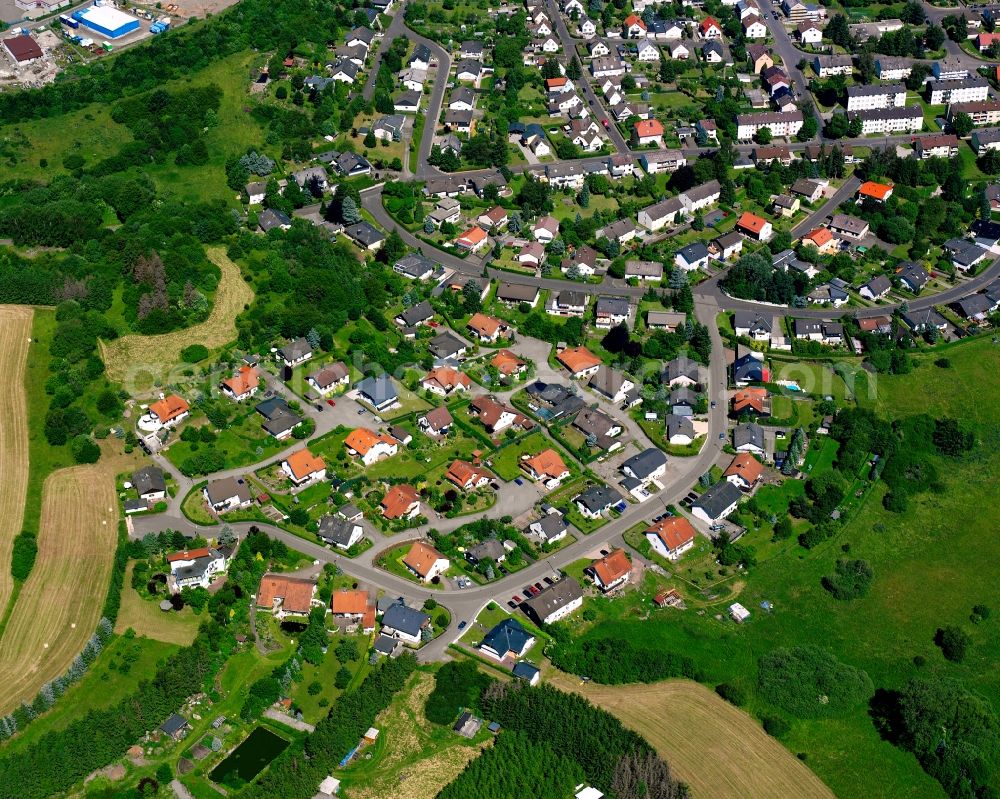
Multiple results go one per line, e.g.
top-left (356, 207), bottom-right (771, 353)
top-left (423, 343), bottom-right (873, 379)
top-left (281, 448), bottom-right (327, 487)
top-left (466, 313), bottom-right (510, 343)
top-left (221, 365), bottom-right (260, 402)
top-left (147, 394), bottom-right (190, 429)
top-left (345, 428), bottom-right (398, 466)
top-left (731, 387), bottom-right (770, 417)
top-left (402, 540), bottom-right (450, 581)
top-left (590, 548), bottom-right (631, 592)
top-left (256, 574), bottom-right (317, 618)
top-left (418, 406), bottom-right (454, 436)
top-left (478, 206), bottom-right (509, 229)
top-left (491, 349), bottom-right (527, 378)
top-left (645, 517), bottom-right (696, 561)
top-left (331, 589), bottom-right (376, 632)
top-left (381, 484), bottom-right (421, 520)
top-left (445, 459), bottom-right (492, 491)
top-left (469, 395), bottom-right (524, 434)
top-left (421, 366), bottom-right (472, 397)
top-left (724, 452), bottom-right (765, 491)
top-left (307, 362), bottom-right (350, 395)
top-left (556, 346), bottom-right (602, 378)
top-left (521, 448), bottom-right (571, 487)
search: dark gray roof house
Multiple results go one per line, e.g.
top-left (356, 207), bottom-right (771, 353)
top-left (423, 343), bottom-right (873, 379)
top-left (663, 356), bottom-right (705, 386)
top-left (481, 618), bottom-right (533, 657)
top-left (396, 300), bottom-right (434, 327)
top-left (734, 422), bottom-right (765, 451)
top-left (575, 484), bottom-right (623, 514)
top-left (160, 714), bottom-right (190, 739)
top-left (954, 293), bottom-right (994, 319)
top-left (572, 408), bottom-right (621, 448)
top-left (429, 332), bottom-right (468, 360)
top-left (345, 221), bottom-right (386, 249)
top-left (132, 465), bottom-right (166, 498)
top-left (381, 603), bottom-right (431, 638)
top-left (394, 253), bottom-right (438, 280)
top-left (523, 578), bottom-right (584, 626)
top-left (512, 661), bottom-right (540, 683)
top-left (692, 480), bottom-right (743, 522)
top-left (355, 374), bottom-right (398, 410)
top-left (466, 539), bottom-right (506, 563)
top-left (666, 414), bottom-right (696, 441)
top-left (255, 397), bottom-right (302, 437)
top-left (373, 634), bottom-right (398, 656)
top-left (278, 337), bottom-right (312, 364)
top-left (258, 208), bottom-right (292, 232)
top-left (895, 261), bottom-right (930, 292)
top-left (621, 447), bottom-right (668, 481)
top-left (317, 516), bottom-right (361, 547)
top-left (588, 365), bottom-right (631, 400)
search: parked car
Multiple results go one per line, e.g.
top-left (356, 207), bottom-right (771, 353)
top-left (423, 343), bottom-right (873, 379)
top-left (534, 582), bottom-right (544, 591)
top-left (326, 399), bottom-right (336, 407)
top-left (357, 408), bottom-right (367, 415)
top-left (514, 478), bottom-right (524, 486)
top-left (457, 620), bottom-right (467, 630)
top-left (315, 403), bottom-right (324, 412)
top-left (719, 432), bottom-right (725, 439)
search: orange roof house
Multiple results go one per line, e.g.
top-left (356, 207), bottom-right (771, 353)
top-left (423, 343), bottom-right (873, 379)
top-left (736, 212), bottom-right (770, 238)
top-left (456, 225), bottom-right (488, 250)
top-left (624, 13), bottom-right (647, 30)
top-left (802, 227), bottom-right (835, 250)
top-left (445, 459), bottom-right (491, 490)
top-left (645, 517), bottom-right (696, 557)
top-left (283, 448), bottom-right (326, 482)
top-left (331, 589), bottom-right (370, 615)
top-left (149, 394), bottom-right (189, 424)
top-left (221, 365), bottom-right (259, 399)
top-left (522, 448), bottom-right (570, 482)
top-left (422, 366), bottom-right (471, 394)
top-left (857, 181), bottom-right (893, 202)
top-left (557, 346), bottom-right (602, 376)
top-left (402, 540), bottom-right (448, 579)
top-left (345, 427), bottom-right (396, 456)
top-left (545, 76), bottom-right (569, 90)
top-left (725, 452), bottom-right (765, 489)
top-left (634, 119), bottom-right (665, 140)
top-left (591, 548), bottom-right (631, 591)
top-left (380, 484), bottom-right (420, 519)
top-left (731, 387), bottom-right (769, 415)
top-left (467, 312), bottom-right (507, 340)
top-left (256, 574), bottom-right (315, 615)
top-left (492, 348), bottom-right (526, 376)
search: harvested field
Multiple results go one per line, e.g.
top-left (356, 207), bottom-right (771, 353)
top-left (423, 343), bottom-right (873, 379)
top-left (0, 307), bottom-right (32, 618)
top-left (0, 464), bottom-right (119, 714)
top-left (548, 674), bottom-right (836, 799)
top-left (114, 562), bottom-right (200, 646)
top-left (100, 247), bottom-right (254, 388)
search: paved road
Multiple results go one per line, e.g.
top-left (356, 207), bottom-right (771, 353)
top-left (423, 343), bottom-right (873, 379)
top-left (790, 175), bottom-right (861, 238)
top-left (412, 33), bottom-right (452, 178)
top-left (361, 13), bottom-right (407, 102)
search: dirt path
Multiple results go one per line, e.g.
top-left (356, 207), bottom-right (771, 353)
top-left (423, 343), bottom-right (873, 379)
top-left (0, 306), bottom-right (32, 622)
top-left (548, 674), bottom-right (836, 799)
top-left (100, 247), bottom-right (254, 388)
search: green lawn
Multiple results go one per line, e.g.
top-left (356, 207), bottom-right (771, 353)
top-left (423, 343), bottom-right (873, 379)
top-left (489, 431), bottom-right (570, 482)
top-left (770, 359), bottom-right (857, 402)
top-left (162, 410), bottom-right (288, 476)
top-left (557, 336), bottom-right (1000, 799)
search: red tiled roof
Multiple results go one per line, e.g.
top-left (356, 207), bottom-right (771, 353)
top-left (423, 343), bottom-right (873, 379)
top-left (149, 394), bottom-right (189, 423)
top-left (858, 181), bottom-right (893, 201)
top-left (167, 548), bottom-right (211, 563)
top-left (557, 346), bottom-right (601, 374)
top-left (725, 452), bottom-right (764, 485)
top-left (331, 589), bottom-right (370, 615)
top-left (592, 548), bottom-right (631, 586)
top-left (284, 448), bottom-right (325, 481)
top-left (737, 212), bottom-right (769, 234)
top-left (381, 484), bottom-right (420, 518)
top-left (257, 574), bottom-right (315, 614)
top-left (635, 119), bottom-right (665, 138)
top-left (523, 448), bottom-right (569, 480)
top-left (646, 517), bottom-right (696, 552)
top-left (403, 540), bottom-right (446, 577)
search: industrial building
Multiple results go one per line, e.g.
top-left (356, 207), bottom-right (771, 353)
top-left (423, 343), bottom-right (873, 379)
top-left (73, 5), bottom-right (141, 39)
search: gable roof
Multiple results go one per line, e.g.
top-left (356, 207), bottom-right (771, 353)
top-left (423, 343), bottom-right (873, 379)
top-left (309, 361), bottom-right (349, 389)
top-left (331, 589), bottom-right (371, 615)
top-left (222, 365), bottom-right (260, 396)
top-left (345, 427), bottom-right (396, 455)
top-left (621, 447), bottom-right (667, 479)
top-left (422, 405), bottom-right (454, 431)
top-left (858, 180), bottom-right (893, 201)
top-left (646, 516), bottom-right (696, 551)
top-left (557, 346), bottom-right (602, 373)
top-left (467, 312), bottom-right (505, 338)
top-left (356, 373), bottom-right (398, 405)
top-left (403, 540), bottom-right (446, 577)
top-left (592, 548), bottom-right (631, 586)
top-left (482, 618), bottom-right (534, 656)
top-left (737, 212), bottom-right (769, 234)
top-left (693, 480), bottom-right (743, 519)
top-left (523, 448), bottom-right (569, 479)
top-left (256, 574), bottom-right (315, 613)
top-left (725, 452), bottom-right (764, 485)
top-left (149, 394), bottom-right (189, 423)
top-left (382, 603), bottom-right (430, 636)
top-left (284, 448), bottom-right (325, 480)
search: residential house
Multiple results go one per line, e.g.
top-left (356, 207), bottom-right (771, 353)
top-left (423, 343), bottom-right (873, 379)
top-left (220, 365), bottom-right (260, 402)
top-left (663, 356), bottom-right (705, 388)
top-left (465, 538), bottom-right (505, 566)
top-left (419, 406), bottom-right (454, 436)
top-left (527, 512), bottom-right (569, 544)
top-left (725, 452), bottom-right (765, 491)
top-left (914, 134), bottom-right (960, 159)
top-left (132, 465), bottom-right (167, 502)
top-left (645, 516), bottom-right (696, 560)
top-left (675, 241), bottom-right (711, 271)
top-left (743, 14), bottom-right (767, 38)
top-left (691, 480), bottom-right (743, 525)
top-left (255, 396), bottom-right (302, 439)
top-left (281, 448), bottom-right (326, 487)
top-left (330, 590), bottom-right (376, 630)
top-left (736, 211), bottom-right (773, 241)
top-left (492, 348), bottom-right (528, 378)
top-left (518, 241), bottom-right (545, 267)
top-left (666, 414), bottom-right (696, 445)
top-left (497, 282), bottom-right (540, 308)
top-left (478, 206), bottom-right (509, 230)
top-left (634, 119), bottom-right (665, 146)
top-left (647, 310), bottom-right (687, 331)
top-left (590, 548), bottom-right (631, 592)
top-left (445, 459), bottom-right (492, 491)
top-left (429, 331), bottom-right (468, 361)
top-left (469, 395), bottom-right (523, 434)
top-left (523, 578), bottom-right (584, 625)
top-left (393, 253), bottom-right (437, 281)
top-left (859, 274), bottom-right (893, 301)
top-left (594, 295), bottom-right (630, 328)
top-left (589, 365), bottom-right (635, 404)
top-left (456, 225), bottom-right (489, 253)
top-left (466, 313), bottom-right (510, 343)
top-left (532, 215), bottom-right (561, 243)
top-left (480, 618), bottom-right (535, 660)
top-left (345, 428), bottom-right (398, 466)
top-left (355, 374), bottom-right (398, 411)
top-left (522, 449), bottom-right (571, 487)
top-left (421, 367), bottom-right (471, 397)
top-left (307, 362), bottom-right (350, 395)
top-left (575, 484), bottom-right (624, 520)
top-left (791, 178), bottom-right (824, 203)
top-left (318, 517), bottom-right (364, 550)
top-left (573, 407), bottom-right (623, 450)
top-left (557, 346), bottom-right (603, 378)
top-left (747, 44), bottom-right (774, 74)
top-left (167, 547), bottom-right (230, 591)
top-left (700, 16), bottom-right (723, 38)
top-left (733, 351), bottom-right (770, 384)
top-left (624, 259), bottom-right (663, 281)
top-left (345, 221), bottom-right (386, 251)
top-left (395, 300), bottom-right (435, 328)
top-left (548, 290), bottom-right (588, 317)
top-left (256, 574), bottom-right (316, 618)
top-left (895, 261), bottom-right (930, 293)
top-left (621, 448), bottom-right (668, 483)
top-left (381, 602), bottom-right (431, 643)
top-left (829, 213), bottom-right (870, 240)
top-left (802, 226), bottom-right (839, 255)
top-left (734, 422), bottom-right (765, 455)
top-left (147, 394), bottom-right (190, 429)
top-left (380, 484), bottom-right (422, 520)
top-left (736, 110), bottom-right (803, 141)
top-left (732, 387), bottom-right (770, 417)
top-left (733, 311), bottom-right (772, 340)
top-left (773, 194), bottom-right (800, 218)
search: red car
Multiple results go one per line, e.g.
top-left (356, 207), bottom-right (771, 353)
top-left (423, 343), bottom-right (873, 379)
top-left (512, 595), bottom-right (523, 603)
top-left (601, 118), bottom-right (609, 128)
top-left (326, 399), bottom-right (336, 407)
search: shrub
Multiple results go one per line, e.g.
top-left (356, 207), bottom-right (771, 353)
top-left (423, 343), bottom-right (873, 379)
top-left (821, 559), bottom-right (873, 601)
top-left (933, 626), bottom-right (970, 662)
top-left (425, 660), bottom-right (491, 725)
top-left (10, 532), bottom-right (38, 581)
top-left (762, 715), bottom-right (790, 738)
top-left (307, 680), bottom-right (322, 695)
top-left (180, 344), bottom-right (209, 363)
top-left (70, 435), bottom-right (101, 464)
top-left (757, 645), bottom-right (874, 718)
top-left (715, 682), bottom-right (748, 707)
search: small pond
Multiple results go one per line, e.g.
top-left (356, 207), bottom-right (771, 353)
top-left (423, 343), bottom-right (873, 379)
top-left (210, 726), bottom-right (289, 788)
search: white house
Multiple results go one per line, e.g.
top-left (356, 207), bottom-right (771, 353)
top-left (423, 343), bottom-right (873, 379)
top-left (167, 547), bottom-right (230, 592)
top-left (645, 517), bottom-right (696, 561)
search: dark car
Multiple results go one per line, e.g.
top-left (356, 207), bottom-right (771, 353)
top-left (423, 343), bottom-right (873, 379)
top-left (457, 620), bottom-right (467, 630)
top-left (534, 582), bottom-right (544, 591)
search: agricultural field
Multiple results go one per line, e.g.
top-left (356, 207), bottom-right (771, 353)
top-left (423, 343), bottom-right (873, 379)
top-left (0, 460), bottom-right (122, 714)
top-left (114, 563), bottom-right (202, 646)
top-left (100, 247), bottom-right (254, 387)
top-left (548, 674), bottom-right (835, 799)
top-left (0, 307), bottom-right (32, 621)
